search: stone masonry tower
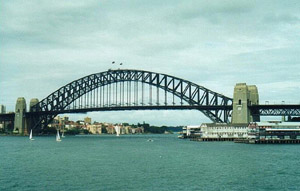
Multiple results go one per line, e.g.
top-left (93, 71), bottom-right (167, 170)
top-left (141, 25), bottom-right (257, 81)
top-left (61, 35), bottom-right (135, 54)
top-left (13, 97), bottom-right (27, 135)
top-left (248, 85), bottom-right (260, 122)
top-left (231, 83), bottom-right (259, 124)
top-left (27, 98), bottom-right (39, 132)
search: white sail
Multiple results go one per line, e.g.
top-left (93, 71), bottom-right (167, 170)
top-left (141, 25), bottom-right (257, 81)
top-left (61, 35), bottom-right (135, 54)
top-left (56, 130), bottom-right (61, 141)
top-left (114, 126), bottom-right (120, 136)
top-left (61, 127), bottom-right (65, 138)
top-left (29, 129), bottom-right (34, 140)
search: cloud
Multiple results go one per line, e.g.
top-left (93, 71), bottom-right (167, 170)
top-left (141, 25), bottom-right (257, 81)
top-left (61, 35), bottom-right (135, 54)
top-left (0, 0), bottom-right (299, 125)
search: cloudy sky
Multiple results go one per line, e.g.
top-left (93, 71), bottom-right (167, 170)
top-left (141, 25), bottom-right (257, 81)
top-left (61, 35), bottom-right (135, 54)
top-left (1, 0), bottom-right (300, 125)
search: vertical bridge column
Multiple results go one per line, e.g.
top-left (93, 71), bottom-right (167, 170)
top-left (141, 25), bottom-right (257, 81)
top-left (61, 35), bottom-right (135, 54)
top-left (231, 83), bottom-right (259, 124)
top-left (27, 98), bottom-right (40, 133)
top-left (248, 85), bottom-right (260, 122)
top-left (13, 97), bottom-right (27, 135)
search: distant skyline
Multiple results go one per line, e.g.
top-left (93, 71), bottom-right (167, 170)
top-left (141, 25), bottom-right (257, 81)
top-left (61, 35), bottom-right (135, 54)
top-left (1, 0), bottom-right (300, 125)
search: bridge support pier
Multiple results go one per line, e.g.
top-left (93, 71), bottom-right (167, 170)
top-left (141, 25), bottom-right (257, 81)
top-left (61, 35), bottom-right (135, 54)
top-left (27, 98), bottom-right (40, 133)
top-left (13, 98), bottom-right (40, 135)
top-left (13, 97), bottom-right (27, 135)
top-left (232, 83), bottom-right (260, 124)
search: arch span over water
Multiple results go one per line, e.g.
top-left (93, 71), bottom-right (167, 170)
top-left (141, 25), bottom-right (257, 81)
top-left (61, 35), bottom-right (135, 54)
top-left (31, 69), bottom-right (233, 129)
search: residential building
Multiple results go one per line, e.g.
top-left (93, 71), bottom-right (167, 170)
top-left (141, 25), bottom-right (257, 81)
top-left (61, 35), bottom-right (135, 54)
top-left (87, 124), bottom-right (102, 134)
top-left (84, 117), bottom-right (92, 124)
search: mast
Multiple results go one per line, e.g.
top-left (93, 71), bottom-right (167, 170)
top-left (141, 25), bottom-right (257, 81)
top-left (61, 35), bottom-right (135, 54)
top-left (56, 129), bottom-right (61, 141)
top-left (29, 129), bottom-right (32, 139)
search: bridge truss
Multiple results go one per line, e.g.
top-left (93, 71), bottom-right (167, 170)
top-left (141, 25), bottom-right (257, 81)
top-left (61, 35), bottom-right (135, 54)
top-left (30, 69), bottom-right (233, 129)
top-left (250, 105), bottom-right (300, 117)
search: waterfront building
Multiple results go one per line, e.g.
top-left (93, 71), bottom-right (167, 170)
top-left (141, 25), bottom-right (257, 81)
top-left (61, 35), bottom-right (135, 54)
top-left (64, 123), bottom-right (77, 130)
top-left (84, 117), bottom-right (92, 125)
top-left (248, 121), bottom-right (300, 140)
top-left (181, 125), bottom-right (201, 138)
top-left (131, 128), bottom-right (136, 134)
top-left (86, 124), bottom-right (102, 134)
top-left (106, 125), bottom-right (115, 134)
top-left (45, 116), bottom-right (145, 135)
top-left (120, 126), bottom-right (126, 134)
top-left (50, 116), bottom-right (69, 129)
top-left (133, 127), bottom-right (144, 134)
top-left (123, 126), bottom-right (130, 134)
top-left (185, 121), bottom-right (300, 143)
top-left (200, 123), bottom-right (248, 139)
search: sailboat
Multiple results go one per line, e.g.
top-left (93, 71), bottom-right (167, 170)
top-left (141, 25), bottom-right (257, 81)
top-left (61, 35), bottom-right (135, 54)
top-left (114, 125), bottom-right (120, 137)
top-left (56, 130), bottom-right (62, 142)
top-left (29, 129), bottom-right (34, 141)
top-left (61, 126), bottom-right (65, 138)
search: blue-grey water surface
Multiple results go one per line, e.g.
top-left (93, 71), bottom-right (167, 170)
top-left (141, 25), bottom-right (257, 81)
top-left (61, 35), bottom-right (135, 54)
top-left (1, 134), bottom-right (300, 191)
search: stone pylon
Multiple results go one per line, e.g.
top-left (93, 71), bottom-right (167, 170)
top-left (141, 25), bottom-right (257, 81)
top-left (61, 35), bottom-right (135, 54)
top-left (231, 83), bottom-right (259, 124)
top-left (13, 97), bottom-right (27, 135)
top-left (27, 98), bottom-right (40, 133)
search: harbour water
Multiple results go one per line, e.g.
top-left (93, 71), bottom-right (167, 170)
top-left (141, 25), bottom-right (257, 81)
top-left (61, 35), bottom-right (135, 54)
top-left (1, 134), bottom-right (300, 191)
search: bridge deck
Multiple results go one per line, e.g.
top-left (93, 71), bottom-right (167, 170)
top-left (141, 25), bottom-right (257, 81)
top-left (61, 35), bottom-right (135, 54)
top-left (25, 105), bottom-right (233, 115)
top-left (250, 104), bottom-right (300, 109)
top-left (2, 104), bottom-right (300, 122)
top-left (0, 113), bottom-right (15, 121)
top-left (250, 104), bottom-right (300, 116)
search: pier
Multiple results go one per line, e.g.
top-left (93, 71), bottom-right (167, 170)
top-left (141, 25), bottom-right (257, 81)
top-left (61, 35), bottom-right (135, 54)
top-left (234, 139), bottom-right (300, 144)
top-left (191, 137), bottom-right (236, 142)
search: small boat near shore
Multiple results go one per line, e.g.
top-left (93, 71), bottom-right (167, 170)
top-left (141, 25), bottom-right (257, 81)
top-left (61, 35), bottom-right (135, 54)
top-left (29, 129), bottom-right (34, 141)
top-left (56, 130), bottom-right (62, 142)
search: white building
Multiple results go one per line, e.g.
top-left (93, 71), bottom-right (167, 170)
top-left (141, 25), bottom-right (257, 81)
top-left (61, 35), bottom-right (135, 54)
top-left (200, 123), bottom-right (248, 139)
top-left (251, 121), bottom-right (300, 129)
top-left (183, 125), bottom-right (201, 137)
top-left (183, 121), bottom-right (300, 141)
top-left (248, 121), bottom-right (300, 140)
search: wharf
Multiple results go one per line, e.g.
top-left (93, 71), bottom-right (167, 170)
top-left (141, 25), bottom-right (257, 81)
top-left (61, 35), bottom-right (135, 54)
top-left (190, 137), bottom-right (300, 144)
top-left (234, 139), bottom-right (300, 144)
top-left (254, 139), bottom-right (300, 144)
top-left (191, 137), bottom-right (236, 142)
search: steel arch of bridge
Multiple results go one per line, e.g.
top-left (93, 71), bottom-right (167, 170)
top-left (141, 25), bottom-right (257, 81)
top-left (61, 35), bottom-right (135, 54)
top-left (31, 69), bottom-right (233, 129)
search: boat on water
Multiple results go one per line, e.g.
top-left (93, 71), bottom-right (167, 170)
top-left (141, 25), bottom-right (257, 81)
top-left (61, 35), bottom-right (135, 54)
top-left (29, 129), bottom-right (34, 141)
top-left (56, 130), bottom-right (62, 142)
top-left (61, 127), bottom-right (65, 138)
top-left (114, 125), bottom-right (121, 137)
top-left (178, 135), bottom-right (184, 139)
top-left (147, 139), bottom-right (154, 142)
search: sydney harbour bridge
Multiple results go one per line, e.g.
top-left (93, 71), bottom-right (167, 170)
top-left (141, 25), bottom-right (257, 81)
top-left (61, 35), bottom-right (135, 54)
top-left (1, 69), bottom-right (300, 134)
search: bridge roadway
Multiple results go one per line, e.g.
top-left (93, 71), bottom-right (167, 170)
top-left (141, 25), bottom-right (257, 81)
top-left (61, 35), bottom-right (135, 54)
top-left (1, 104), bottom-right (300, 122)
top-left (0, 105), bottom-right (232, 121)
top-left (0, 113), bottom-right (15, 121)
top-left (249, 104), bottom-right (300, 116)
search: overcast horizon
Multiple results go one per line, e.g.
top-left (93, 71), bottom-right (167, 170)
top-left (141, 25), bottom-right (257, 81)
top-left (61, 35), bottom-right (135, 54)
top-left (1, 0), bottom-right (299, 125)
